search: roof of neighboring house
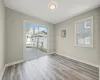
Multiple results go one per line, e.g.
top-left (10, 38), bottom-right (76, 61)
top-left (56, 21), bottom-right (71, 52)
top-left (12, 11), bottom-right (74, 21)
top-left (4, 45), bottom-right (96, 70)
top-left (26, 31), bottom-right (47, 38)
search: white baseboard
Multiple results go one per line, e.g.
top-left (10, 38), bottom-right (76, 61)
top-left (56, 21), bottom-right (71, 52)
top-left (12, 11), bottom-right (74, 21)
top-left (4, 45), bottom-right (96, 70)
top-left (56, 53), bottom-right (100, 68)
top-left (5, 60), bottom-right (24, 67)
top-left (56, 53), bottom-right (100, 80)
top-left (48, 52), bottom-right (56, 54)
top-left (99, 66), bottom-right (100, 80)
top-left (0, 60), bottom-right (24, 80)
top-left (0, 66), bottom-right (6, 80)
top-left (4, 52), bottom-right (56, 67)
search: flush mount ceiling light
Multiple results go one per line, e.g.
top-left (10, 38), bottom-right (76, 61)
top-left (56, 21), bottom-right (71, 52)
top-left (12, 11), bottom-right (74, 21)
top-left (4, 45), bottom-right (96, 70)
top-left (48, 2), bottom-right (57, 10)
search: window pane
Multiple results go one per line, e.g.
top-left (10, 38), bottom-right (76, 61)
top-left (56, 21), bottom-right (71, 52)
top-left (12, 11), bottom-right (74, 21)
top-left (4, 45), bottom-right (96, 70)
top-left (85, 36), bottom-right (90, 44)
top-left (26, 23), bottom-right (38, 48)
top-left (75, 17), bottom-right (93, 47)
top-left (38, 26), bottom-right (48, 52)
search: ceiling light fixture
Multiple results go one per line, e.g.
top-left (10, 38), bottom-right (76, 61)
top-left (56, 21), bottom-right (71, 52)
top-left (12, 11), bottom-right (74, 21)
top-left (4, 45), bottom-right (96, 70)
top-left (48, 2), bottom-right (57, 10)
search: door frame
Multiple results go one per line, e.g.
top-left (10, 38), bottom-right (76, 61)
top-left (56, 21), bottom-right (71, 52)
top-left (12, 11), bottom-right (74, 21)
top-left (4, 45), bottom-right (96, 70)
top-left (23, 20), bottom-right (49, 60)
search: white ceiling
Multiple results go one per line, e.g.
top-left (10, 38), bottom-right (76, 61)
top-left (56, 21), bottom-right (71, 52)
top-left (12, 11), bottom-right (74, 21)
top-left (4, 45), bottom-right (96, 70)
top-left (4, 0), bottom-right (100, 24)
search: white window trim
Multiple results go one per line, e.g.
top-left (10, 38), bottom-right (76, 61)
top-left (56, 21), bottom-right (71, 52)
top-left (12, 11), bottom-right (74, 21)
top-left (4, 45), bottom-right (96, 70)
top-left (75, 16), bottom-right (93, 48)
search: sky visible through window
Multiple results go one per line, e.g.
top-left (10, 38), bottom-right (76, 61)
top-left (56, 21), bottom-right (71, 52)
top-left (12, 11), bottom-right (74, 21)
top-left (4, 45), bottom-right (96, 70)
top-left (26, 23), bottom-right (47, 32)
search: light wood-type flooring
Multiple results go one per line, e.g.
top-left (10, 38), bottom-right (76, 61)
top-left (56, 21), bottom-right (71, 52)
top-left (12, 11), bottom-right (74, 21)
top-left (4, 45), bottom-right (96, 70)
top-left (2, 54), bottom-right (99, 80)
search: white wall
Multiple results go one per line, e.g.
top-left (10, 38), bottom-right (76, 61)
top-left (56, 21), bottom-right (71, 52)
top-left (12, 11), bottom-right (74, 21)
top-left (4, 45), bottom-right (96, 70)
top-left (55, 7), bottom-right (100, 66)
top-left (5, 7), bottom-right (55, 64)
top-left (0, 0), bottom-right (5, 73)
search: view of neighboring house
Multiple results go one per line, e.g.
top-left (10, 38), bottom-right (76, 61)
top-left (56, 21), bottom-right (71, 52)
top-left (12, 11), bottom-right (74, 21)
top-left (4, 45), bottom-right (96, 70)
top-left (26, 23), bottom-right (48, 52)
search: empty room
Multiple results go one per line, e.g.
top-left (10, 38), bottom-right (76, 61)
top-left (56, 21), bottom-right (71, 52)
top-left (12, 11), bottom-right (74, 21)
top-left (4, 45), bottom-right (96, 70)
top-left (0, 0), bottom-right (100, 80)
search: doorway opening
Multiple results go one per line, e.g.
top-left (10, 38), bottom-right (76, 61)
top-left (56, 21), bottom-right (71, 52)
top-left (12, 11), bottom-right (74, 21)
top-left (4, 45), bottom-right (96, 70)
top-left (23, 21), bottom-right (48, 61)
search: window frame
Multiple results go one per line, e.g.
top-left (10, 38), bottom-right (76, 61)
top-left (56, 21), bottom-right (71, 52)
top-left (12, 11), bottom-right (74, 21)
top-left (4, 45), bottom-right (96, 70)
top-left (75, 16), bottom-right (93, 48)
top-left (23, 20), bottom-right (49, 57)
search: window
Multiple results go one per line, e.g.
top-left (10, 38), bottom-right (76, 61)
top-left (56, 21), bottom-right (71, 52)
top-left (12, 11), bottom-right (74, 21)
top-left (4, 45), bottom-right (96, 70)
top-left (24, 20), bottom-right (48, 53)
top-left (75, 16), bottom-right (93, 47)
